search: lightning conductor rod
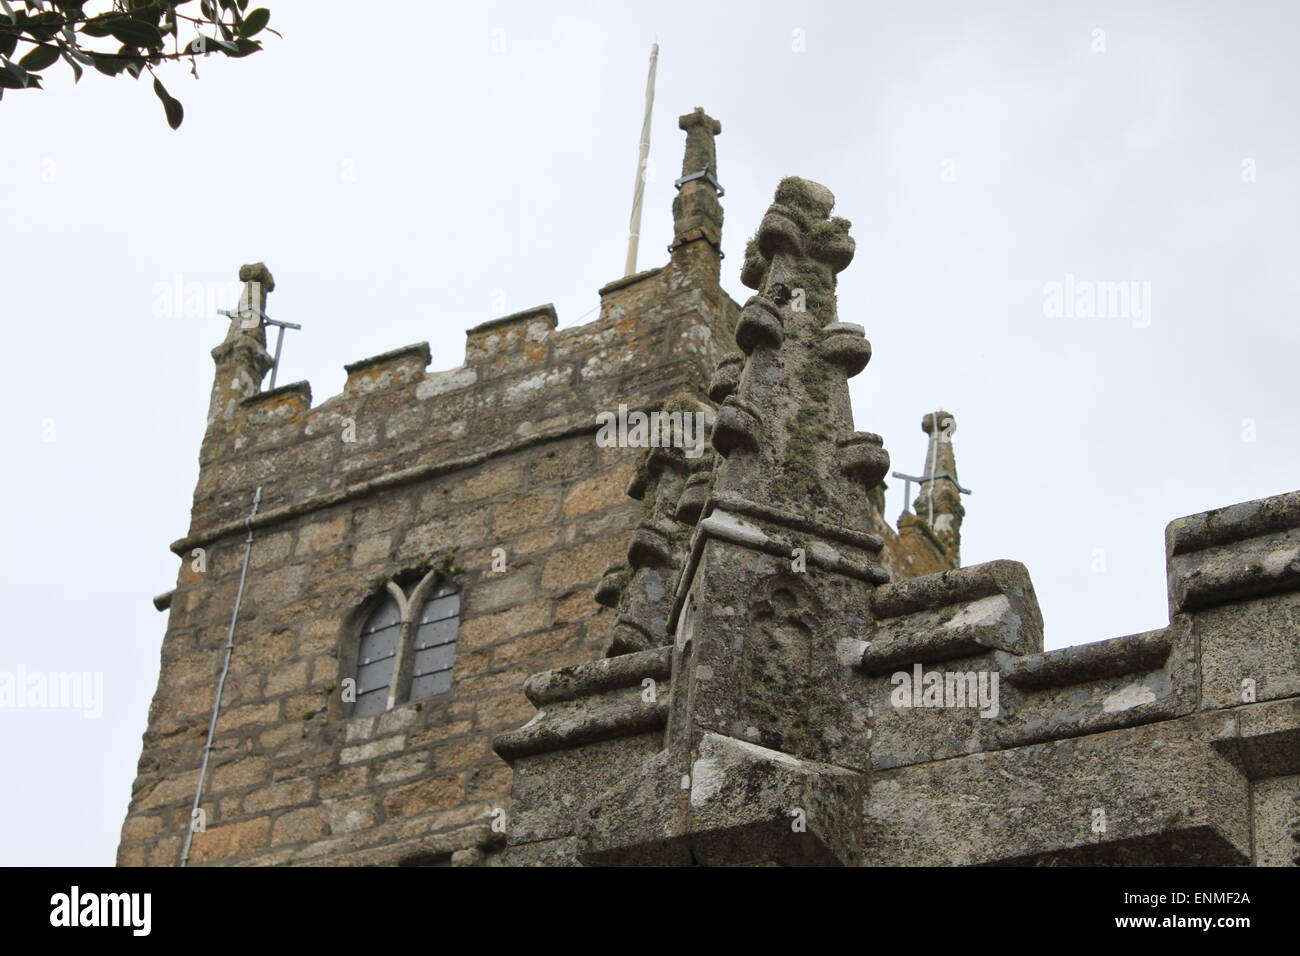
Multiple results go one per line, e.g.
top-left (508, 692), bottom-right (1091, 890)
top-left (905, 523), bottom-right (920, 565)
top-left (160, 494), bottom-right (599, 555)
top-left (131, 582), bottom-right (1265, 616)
top-left (179, 485), bottom-right (262, 867)
top-left (624, 40), bottom-right (659, 277)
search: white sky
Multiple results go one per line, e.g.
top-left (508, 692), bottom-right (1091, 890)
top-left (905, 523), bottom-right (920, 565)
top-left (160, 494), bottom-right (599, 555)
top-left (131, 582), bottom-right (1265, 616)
top-left (2, 0), bottom-right (1297, 865)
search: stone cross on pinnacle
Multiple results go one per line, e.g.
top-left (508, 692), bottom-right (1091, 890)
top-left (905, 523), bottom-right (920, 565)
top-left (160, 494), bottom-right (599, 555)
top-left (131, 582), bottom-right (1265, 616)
top-left (677, 107), bottom-right (722, 183)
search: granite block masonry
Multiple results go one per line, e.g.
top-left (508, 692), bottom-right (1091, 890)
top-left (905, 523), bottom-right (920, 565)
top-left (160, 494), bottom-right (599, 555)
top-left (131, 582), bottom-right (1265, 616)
top-left (490, 177), bottom-right (1300, 868)
top-left (120, 108), bottom-right (963, 867)
top-left (122, 109), bottom-right (1298, 868)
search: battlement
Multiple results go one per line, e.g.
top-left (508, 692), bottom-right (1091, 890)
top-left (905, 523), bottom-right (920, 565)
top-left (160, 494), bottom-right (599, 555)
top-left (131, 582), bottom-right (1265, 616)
top-left (487, 479), bottom-right (1299, 867)
top-left (484, 171), bottom-right (1300, 869)
top-left (184, 260), bottom-right (740, 549)
top-left (120, 107), bottom-right (760, 867)
top-left (1167, 489), bottom-right (1300, 614)
top-left (117, 110), bottom-right (1295, 871)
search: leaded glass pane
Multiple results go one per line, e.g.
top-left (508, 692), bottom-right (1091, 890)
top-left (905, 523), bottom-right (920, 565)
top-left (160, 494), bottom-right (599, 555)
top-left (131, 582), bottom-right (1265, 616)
top-left (419, 592), bottom-right (459, 625)
top-left (353, 687), bottom-right (387, 717)
top-left (415, 616), bottom-right (457, 649)
top-left (413, 642), bottom-right (457, 676)
top-left (410, 670), bottom-right (453, 700)
top-left (409, 586), bottom-right (459, 701)
top-left (358, 624), bottom-right (399, 664)
top-left (361, 596), bottom-right (400, 634)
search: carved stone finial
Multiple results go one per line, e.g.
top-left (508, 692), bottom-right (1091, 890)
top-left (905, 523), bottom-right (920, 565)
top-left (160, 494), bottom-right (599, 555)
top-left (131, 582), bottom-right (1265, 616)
top-left (912, 409), bottom-right (965, 545)
top-left (671, 108), bottom-right (724, 259)
top-left (712, 177), bottom-right (886, 538)
top-left (238, 262), bottom-right (275, 292)
top-left (677, 107), bottom-right (721, 175)
top-left (223, 262), bottom-right (276, 340)
top-left (596, 395), bottom-right (712, 657)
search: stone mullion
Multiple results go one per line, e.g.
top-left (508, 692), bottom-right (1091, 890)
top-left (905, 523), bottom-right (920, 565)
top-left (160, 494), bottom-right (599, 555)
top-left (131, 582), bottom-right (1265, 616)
top-left (387, 617), bottom-right (417, 710)
top-left (386, 568), bottom-right (442, 710)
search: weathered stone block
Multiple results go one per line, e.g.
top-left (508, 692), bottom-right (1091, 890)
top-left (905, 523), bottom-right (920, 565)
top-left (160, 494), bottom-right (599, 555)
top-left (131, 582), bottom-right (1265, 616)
top-left (862, 560), bottom-right (1043, 675)
top-left (384, 774), bottom-right (465, 819)
top-left (459, 601), bottom-right (551, 651)
top-left (541, 537), bottom-right (628, 592)
top-left (339, 736), bottom-right (406, 765)
top-left (189, 816), bottom-right (271, 863)
top-left (863, 711), bottom-right (1250, 866)
top-left (271, 806), bottom-right (328, 846)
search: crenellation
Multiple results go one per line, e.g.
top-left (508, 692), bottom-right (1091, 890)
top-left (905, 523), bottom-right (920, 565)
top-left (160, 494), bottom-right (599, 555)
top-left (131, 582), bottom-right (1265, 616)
top-left (485, 171), bottom-right (1300, 868)
top-left (124, 107), bottom-right (1299, 869)
top-left (1003, 626), bottom-right (1174, 691)
top-left (342, 342), bottom-right (432, 395)
top-left (464, 304), bottom-right (557, 371)
top-left (1168, 522), bottom-right (1300, 616)
top-left (861, 559), bottom-right (1043, 674)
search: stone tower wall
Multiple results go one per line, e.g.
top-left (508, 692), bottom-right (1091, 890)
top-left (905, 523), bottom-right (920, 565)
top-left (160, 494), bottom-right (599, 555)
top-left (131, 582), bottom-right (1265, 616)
top-left (118, 246), bottom-right (740, 866)
top-left (119, 108), bottom-right (969, 867)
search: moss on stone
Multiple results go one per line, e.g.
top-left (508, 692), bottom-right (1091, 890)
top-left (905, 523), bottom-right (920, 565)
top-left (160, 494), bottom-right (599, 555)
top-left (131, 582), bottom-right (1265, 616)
top-left (773, 357), bottom-right (835, 508)
top-left (788, 260), bottom-right (835, 323)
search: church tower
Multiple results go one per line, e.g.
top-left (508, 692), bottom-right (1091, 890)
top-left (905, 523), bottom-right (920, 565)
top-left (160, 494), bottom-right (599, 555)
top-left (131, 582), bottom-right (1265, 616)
top-left (120, 111), bottom-right (964, 866)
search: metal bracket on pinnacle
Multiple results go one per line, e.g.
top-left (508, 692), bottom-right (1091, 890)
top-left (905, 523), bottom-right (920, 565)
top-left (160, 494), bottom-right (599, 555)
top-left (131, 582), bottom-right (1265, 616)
top-left (218, 307), bottom-right (303, 391)
top-left (674, 166), bottom-right (725, 197)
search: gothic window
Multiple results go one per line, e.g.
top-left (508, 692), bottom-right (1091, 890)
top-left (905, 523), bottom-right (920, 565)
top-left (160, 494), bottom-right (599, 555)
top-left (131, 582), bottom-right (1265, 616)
top-left (350, 569), bottom-right (460, 717)
top-left (410, 582), bottom-right (460, 700)
top-left (354, 593), bottom-right (402, 717)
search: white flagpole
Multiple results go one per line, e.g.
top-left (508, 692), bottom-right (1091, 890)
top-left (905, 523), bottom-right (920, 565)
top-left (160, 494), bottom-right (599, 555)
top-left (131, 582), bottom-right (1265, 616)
top-left (625, 41), bottom-right (659, 277)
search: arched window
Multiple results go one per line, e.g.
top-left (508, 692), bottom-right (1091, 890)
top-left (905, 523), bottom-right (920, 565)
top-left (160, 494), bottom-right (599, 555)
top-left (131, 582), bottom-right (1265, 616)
top-left (354, 593), bottom-right (402, 717)
top-left (410, 581), bottom-right (460, 700)
top-left (350, 569), bottom-right (460, 717)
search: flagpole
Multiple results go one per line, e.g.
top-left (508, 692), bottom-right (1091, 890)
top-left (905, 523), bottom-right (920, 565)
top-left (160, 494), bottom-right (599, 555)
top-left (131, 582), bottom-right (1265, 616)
top-left (625, 41), bottom-right (659, 277)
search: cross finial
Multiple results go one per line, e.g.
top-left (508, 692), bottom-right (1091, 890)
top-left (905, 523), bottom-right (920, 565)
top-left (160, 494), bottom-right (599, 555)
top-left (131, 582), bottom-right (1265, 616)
top-left (218, 262), bottom-right (300, 391)
top-left (670, 107), bottom-right (725, 264)
top-left (677, 107), bottom-right (721, 179)
top-left (237, 262), bottom-right (275, 316)
top-left (892, 410), bottom-right (970, 533)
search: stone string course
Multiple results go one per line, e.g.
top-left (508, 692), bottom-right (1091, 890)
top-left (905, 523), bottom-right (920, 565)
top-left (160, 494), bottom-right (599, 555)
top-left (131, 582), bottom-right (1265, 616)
top-left (125, 108), bottom-right (1172, 868)
top-left (119, 243), bottom-right (746, 866)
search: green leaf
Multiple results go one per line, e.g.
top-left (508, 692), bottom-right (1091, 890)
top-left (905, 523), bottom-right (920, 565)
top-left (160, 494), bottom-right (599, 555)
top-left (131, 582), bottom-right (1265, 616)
top-left (239, 8), bottom-right (269, 37)
top-left (19, 43), bottom-right (61, 72)
top-left (153, 76), bottom-right (184, 129)
top-left (26, 13), bottom-right (64, 43)
top-left (128, 3), bottom-right (166, 26)
top-left (90, 52), bottom-right (126, 77)
top-left (82, 15), bottom-right (116, 38)
top-left (0, 57), bottom-right (30, 88)
top-left (227, 37), bottom-right (262, 57)
top-left (107, 17), bottom-right (164, 49)
top-left (186, 33), bottom-right (239, 55)
top-left (0, 33), bottom-right (18, 60)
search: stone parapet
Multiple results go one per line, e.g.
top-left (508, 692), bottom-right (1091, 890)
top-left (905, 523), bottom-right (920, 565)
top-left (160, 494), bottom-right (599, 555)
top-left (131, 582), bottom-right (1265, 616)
top-left (1167, 489), bottom-right (1300, 614)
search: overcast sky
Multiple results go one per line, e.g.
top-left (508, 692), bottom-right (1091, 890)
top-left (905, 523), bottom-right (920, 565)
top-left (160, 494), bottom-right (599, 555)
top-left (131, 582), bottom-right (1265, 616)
top-left (2, 0), bottom-right (1297, 866)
